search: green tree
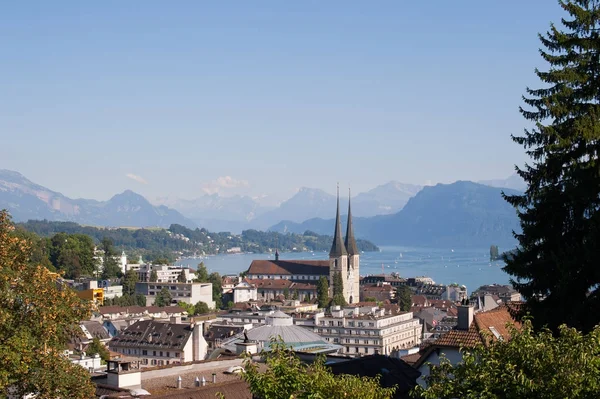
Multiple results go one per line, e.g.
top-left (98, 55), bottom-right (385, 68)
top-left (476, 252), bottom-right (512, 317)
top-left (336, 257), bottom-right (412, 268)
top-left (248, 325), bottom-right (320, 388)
top-left (154, 287), bottom-right (172, 307)
top-left (85, 337), bottom-right (110, 362)
top-left (292, 289), bottom-right (299, 301)
top-left (396, 285), bottom-right (412, 312)
top-left (149, 269), bottom-right (158, 283)
top-left (227, 301), bottom-right (235, 309)
top-left (177, 301), bottom-right (195, 315)
top-left (153, 257), bottom-right (170, 265)
top-left (208, 272), bottom-right (223, 309)
top-left (135, 293), bottom-right (147, 306)
top-left (122, 269), bottom-right (138, 296)
top-left (195, 262), bottom-right (209, 282)
top-left (364, 296), bottom-right (377, 303)
top-left (332, 272), bottom-right (346, 306)
top-left (177, 270), bottom-right (187, 283)
top-left (502, 0), bottom-right (600, 333)
top-left (317, 276), bottom-right (330, 309)
top-left (243, 338), bottom-right (396, 399)
top-left (101, 237), bottom-right (121, 279)
top-left (283, 287), bottom-right (290, 300)
top-left (414, 320), bottom-right (600, 399)
top-left (0, 210), bottom-right (95, 398)
top-left (194, 301), bottom-right (210, 315)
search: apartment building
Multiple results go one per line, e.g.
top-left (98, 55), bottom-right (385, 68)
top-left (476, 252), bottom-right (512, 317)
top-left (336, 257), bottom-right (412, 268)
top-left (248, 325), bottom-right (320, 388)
top-left (135, 282), bottom-right (215, 308)
top-left (134, 264), bottom-right (195, 284)
top-left (300, 305), bottom-right (422, 357)
top-left (108, 319), bottom-right (207, 367)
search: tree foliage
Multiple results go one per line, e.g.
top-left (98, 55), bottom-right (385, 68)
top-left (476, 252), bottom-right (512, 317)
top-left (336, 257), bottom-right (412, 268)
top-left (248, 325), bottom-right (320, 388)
top-left (396, 285), bottom-right (412, 312)
top-left (503, 0), bottom-right (600, 333)
top-left (101, 237), bottom-right (121, 279)
top-left (243, 338), bottom-right (396, 399)
top-left (86, 336), bottom-right (110, 362)
top-left (195, 262), bottom-right (209, 282)
top-left (331, 271), bottom-right (347, 306)
top-left (414, 319), bottom-right (600, 399)
top-left (149, 269), bottom-right (158, 283)
top-left (102, 293), bottom-right (146, 307)
top-left (177, 269), bottom-right (187, 282)
top-left (122, 269), bottom-right (138, 296)
top-left (154, 287), bottom-right (172, 307)
top-left (317, 276), bottom-right (329, 308)
top-left (0, 210), bottom-right (95, 398)
top-left (194, 301), bottom-right (210, 315)
top-left (208, 271), bottom-right (223, 309)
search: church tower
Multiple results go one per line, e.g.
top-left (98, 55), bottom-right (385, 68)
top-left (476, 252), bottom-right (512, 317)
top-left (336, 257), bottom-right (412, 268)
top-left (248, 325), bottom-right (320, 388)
top-left (344, 189), bottom-right (360, 304)
top-left (329, 185), bottom-right (348, 300)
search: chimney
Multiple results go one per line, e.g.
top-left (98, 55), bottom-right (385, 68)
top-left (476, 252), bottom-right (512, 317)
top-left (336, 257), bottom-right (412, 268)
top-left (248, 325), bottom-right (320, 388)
top-left (457, 301), bottom-right (474, 330)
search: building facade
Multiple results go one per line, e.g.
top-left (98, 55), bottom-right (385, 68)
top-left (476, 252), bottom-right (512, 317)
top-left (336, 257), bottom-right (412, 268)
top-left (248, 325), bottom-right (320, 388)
top-left (233, 280), bottom-right (258, 303)
top-left (135, 282), bottom-right (215, 308)
top-left (298, 305), bottom-right (422, 357)
top-left (108, 319), bottom-right (207, 367)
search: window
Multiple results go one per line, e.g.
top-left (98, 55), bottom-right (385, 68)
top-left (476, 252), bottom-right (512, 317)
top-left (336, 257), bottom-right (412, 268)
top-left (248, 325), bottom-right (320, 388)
top-left (166, 352), bottom-right (170, 357)
top-left (338, 321), bottom-right (343, 326)
top-left (365, 347), bottom-right (369, 354)
top-left (329, 321), bottom-right (334, 326)
top-left (369, 323), bottom-right (374, 327)
top-left (142, 350), bottom-right (147, 355)
top-left (355, 339), bottom-right (359, 344)
top-left (160, 351), bottom-right (163, 357)
top-left (153, 351), bottom-right (156, 356)
top-left (346, 347), bottom-right (350, 352)
top-left (175, 352), bottom-right (179, 357)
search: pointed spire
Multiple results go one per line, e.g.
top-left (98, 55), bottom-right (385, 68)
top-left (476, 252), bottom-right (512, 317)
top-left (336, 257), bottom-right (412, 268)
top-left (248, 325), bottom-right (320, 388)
top-left (345, 188), bottom-right (358, 255)
top-left (330, 183), bottom-right (347, 257)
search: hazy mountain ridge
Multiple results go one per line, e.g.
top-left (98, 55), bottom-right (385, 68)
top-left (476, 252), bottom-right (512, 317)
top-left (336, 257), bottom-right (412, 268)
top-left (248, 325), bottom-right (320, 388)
top-left (270, 181), bottom-right (521, 248)
top-left (160, 182), bottom-right (424, 232)
top-left (0, 170), bottom-right (195, 228)
top-left (478, 173), bottom-right (527, 191)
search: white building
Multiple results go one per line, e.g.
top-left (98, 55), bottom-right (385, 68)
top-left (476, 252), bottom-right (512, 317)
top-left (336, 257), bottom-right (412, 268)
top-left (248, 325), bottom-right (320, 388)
top-left (135, 264), bottom-right (195, 284)
top-left (135, 282), bottom-right (215, 308)
top-left (108, 319), bottom-right (208, 367)
top-left (300, 305), bottom-right (422, 357)
top-left (68, 352), bottom-right (103, 373)
top-left (233, 280), bottom-right (257, 303)
top-left (443, 285), bottom-right (468, 302)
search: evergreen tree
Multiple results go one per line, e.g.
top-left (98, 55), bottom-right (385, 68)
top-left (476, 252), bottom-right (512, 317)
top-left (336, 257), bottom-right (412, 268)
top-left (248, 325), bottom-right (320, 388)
top-left (177, 269), bottom-right (187, 283)
top-left (317, 276), bottom-right (330, 308)
top-left (396, 285), bottom-right (412, 312)
top-left (332, 272), bottom-right (346, 306)
top-left (101, 237), bottom-right (121, 279)
top-left (208, 272), bottom-right (223, 309)
top-left (149, 269), bottom-right (158, 283)
top-left (195, 262), bottom-right (209, 282)
top-left (85, 337), bottom-right (110, 362)
top-left (503, 0), bottom-right (600, 333)
top-left (122, 269), bottom-right (138, 296)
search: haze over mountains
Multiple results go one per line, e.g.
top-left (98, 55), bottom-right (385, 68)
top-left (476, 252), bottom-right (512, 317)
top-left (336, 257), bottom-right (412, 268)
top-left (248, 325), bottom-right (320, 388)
top-left (0, 169), bottom-right (522, 247)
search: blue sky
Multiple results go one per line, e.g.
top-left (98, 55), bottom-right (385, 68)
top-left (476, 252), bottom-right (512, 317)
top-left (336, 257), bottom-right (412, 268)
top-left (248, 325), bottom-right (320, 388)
top-left (0, 1), bottom-right (563, 203)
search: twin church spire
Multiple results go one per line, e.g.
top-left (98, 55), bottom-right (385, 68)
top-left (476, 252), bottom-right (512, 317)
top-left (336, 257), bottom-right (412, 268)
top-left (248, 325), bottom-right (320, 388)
top-left (329, 184), bottom-right (358, 257)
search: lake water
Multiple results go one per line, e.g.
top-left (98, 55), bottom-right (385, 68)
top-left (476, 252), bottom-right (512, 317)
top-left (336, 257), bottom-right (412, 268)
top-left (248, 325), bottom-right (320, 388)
top-left (176, 246), bottom-right (511, 293)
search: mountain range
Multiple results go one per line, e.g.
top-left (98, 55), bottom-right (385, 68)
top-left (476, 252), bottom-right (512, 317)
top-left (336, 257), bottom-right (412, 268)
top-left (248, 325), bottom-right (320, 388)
top-left (0, 170), bottom-right (194, 228)
top-left (270, 181), bottom-right (521, 248)
top-left (152, 181), bottom-right (423, 231)
top-left (0, 169), bottom-right (523, 247)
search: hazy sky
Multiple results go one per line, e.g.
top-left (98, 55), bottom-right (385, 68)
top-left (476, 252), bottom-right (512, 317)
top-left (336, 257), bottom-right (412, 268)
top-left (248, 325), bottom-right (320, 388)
top-left (0, 1), bottom-right (562, 203)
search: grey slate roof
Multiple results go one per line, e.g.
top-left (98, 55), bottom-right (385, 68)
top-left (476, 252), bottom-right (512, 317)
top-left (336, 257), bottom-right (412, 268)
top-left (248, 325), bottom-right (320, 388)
top-left (109, 320), bottom-right (193, 351)
top-left (329, 188), bottom-right (348, 257)
top-left (344, 192), bottom-right (359, 256)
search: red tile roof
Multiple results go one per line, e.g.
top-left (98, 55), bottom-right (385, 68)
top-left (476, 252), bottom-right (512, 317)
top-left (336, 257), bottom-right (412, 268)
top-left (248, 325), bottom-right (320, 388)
top-left (247, 260), bottom-right (329, 276)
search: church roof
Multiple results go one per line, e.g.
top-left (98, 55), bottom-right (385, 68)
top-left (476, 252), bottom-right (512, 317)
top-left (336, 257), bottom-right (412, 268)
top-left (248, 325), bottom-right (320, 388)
top-left (344, 191), bottom-right (358, 256)
top-left (330, 186), bottom-right (348, 257)
top-left (247, 260), bottom-right (329, 276)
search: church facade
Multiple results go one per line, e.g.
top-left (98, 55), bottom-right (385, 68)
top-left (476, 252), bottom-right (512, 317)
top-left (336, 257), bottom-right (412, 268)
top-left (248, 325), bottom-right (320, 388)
top-left (246, 188), bottom-right (360, 304)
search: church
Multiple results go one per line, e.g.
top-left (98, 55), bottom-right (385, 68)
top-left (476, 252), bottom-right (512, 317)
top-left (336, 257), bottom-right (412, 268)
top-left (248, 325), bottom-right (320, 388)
top-left (246, 188), bottom-right (360, 304)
